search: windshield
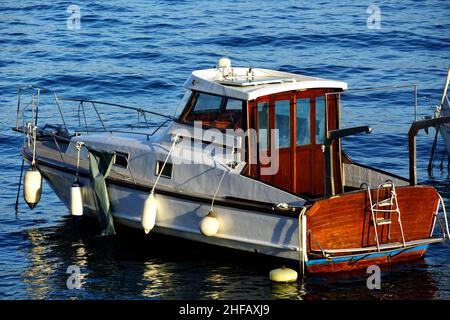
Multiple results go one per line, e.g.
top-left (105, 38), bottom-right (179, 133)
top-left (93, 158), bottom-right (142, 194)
top-left (173, 90), bottom-right (193, 118)
top-left (182, 91), bottom-right (244, 129)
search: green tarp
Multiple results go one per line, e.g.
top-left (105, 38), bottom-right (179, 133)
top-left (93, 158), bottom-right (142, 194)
top-left (86, 145), bottom-right (116, 236)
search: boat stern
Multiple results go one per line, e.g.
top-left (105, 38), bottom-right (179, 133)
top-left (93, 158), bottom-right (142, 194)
top-left (304, 184), bottom-right (447, 272)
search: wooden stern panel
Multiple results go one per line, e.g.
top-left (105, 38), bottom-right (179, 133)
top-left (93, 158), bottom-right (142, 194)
top-left (306, 186), bottom-right (440, 252)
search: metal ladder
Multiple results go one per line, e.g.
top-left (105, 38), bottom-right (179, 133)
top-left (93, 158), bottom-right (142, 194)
top-left (365, 180), bottom-right (406, 251)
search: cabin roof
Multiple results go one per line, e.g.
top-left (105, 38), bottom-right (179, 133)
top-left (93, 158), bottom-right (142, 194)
top-left (183, 67), bottom-right (348, 101)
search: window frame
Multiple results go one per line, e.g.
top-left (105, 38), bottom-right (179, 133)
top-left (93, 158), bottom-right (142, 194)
top-left (178, 90), bottom-right (246, 131)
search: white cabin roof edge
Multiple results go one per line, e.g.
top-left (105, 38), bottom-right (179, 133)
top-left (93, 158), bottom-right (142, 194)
top-left (183, 67), bottom-right (348, 101)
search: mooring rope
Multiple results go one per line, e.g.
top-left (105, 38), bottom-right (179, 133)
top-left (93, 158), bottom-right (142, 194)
top-left (150, 134), bottom-right (180, 196)
top-left (75, 141), bottom-right (84, 180)
top-left (31, 126), bottom-right (37, 166)
top-left (210, 169), bottom-right (227, 212)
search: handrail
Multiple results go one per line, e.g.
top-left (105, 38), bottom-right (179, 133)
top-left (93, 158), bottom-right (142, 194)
top-left (408, 116), bottom-right (450, 185)
top-left (325, 83), bottom-right (419, 124)
top-left (440, 67), bottom-right (450, 106)
top-left (297, 207), bottom-right (308, 275)
top-left (324, 126), bottom-right (372, 196)
top-left (437, 193), bottom-right (450, 240)
top-left (60, 98), bottom-right (173, 120)
top-left (14, 84), bottom-right (174, 139)
top-left (16, 84), bottom-right (173, 121)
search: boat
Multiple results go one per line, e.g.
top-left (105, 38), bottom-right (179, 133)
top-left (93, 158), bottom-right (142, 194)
top-left (430, 68), bottom-right (450, 167)
top-left (12, 58), bottom-right (450, 273)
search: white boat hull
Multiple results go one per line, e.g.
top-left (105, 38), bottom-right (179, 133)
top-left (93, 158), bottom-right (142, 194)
top-left (39, 161), bottom-right (301, 261)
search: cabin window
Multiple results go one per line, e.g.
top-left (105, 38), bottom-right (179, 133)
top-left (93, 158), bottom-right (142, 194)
top-left (221, 98), bottom-right (244, 129)
top-left (274, 100), bottom-right (291, 148)
top-left (155, 160), bottom-right (173, 179)
top-left (113, 151), bottom-right (129, 168)
top-left (257, 102), bottom-right (269, 150)
top-left (183, 92), bottom-right (244, 129)
top-left (190, 92), bottom-right (223, 114)
top-left (226, 98), bottom-right (243, 111)
top-left (315, 96), bottom-right (326, 144)
top-left (296, 98), bottom-right (311, 146)
top-left (173, 90), bottom-right (193, 118)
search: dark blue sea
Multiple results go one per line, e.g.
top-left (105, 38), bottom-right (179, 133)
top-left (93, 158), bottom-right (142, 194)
top-left (0, 0), bottom-right (449, 299)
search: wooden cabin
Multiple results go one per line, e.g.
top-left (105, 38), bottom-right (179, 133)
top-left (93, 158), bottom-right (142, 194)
top-left (179, 64), bottom-right (347, 198)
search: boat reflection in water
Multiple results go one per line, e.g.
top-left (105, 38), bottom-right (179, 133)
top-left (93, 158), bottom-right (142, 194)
top-left (22, 228), bottom-right (54, 299)
top-left (19, 216), bottom-right (440, 299)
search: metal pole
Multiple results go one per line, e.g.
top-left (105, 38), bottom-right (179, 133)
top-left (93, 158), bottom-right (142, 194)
top-left (298, 207), bottom-right (307, 276)
top-left (16, 87), bottom-right (22, 130)
top-left (413, 84), bottom-right (418, 121)
top-left (15, 158), bottom-right (25, 213)
top-left (409, 116), bottom-right (450, 185)
top-left (53, 93), bottom-right (68, 131)
top-left (427, 126), bottom-right (439, 174)
top-left (35, 88), bottom-right (40, 126)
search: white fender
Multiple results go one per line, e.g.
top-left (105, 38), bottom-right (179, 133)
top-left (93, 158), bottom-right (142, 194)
top-left (70, 181), bottom-right (83, 216)
top-left (142, 193), bottom-right (157, 234)
top-left (200, 211), bottom-right (219, 237)
top-left (24, 165), bottom-right (42, 209)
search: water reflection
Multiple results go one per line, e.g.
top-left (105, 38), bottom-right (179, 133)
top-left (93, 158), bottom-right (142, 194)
top-left (22, 228), bottom-right (54, 299)
top-left (18, 215), bottom-right (443, 300)
top-left (141, 261), bottom-right (171, 299)
top-left (270, 279), bottom-right (306, 300)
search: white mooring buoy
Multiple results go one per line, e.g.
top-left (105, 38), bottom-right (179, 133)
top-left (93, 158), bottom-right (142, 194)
top-left (269, 267), bottom-right (298, 283)
top-left (23, 165), bottom-right (42, 209)
top-left (70, 180), bottom-right (83, 216)
top-left (200, 211), bottom-right (219, 237)
top-left (141, 193), bottom-right (157, 234)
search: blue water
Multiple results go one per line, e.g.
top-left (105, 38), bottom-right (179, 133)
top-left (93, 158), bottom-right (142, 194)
top-left (0, 0), bottom-right (449, 299)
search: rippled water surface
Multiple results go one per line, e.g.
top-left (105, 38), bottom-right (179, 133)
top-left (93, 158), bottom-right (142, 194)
top-left (0, 0), bottom-right (449, 299)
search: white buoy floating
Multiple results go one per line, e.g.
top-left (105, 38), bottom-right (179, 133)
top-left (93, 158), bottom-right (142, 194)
top-left (269, 266), bottom-right (298, 283)
top-left (23, 165), bottom-right (42, 209)
top-left (70, 179), bottom-right (83, 216)
top-left (200, 211), bottom-right (219, 237)
top-left (141, 192), bottom-right (157, 234)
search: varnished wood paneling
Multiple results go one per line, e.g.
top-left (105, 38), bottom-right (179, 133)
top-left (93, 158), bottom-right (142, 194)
top-left (306, 186), bottom-right (439, 251)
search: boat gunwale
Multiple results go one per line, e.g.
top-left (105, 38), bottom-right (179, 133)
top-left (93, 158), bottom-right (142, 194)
top-left (21, 148), bottom-right (308, 217)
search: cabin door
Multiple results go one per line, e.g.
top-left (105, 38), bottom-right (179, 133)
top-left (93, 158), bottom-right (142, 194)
top-left (255, 93), bottom-right (294, 191)
top-left (249, 89), bottom-right (340, 197)
top-left (295, 89), bottom-right (341, 197)
top-left (295, 91), bottom-right (325, 196)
